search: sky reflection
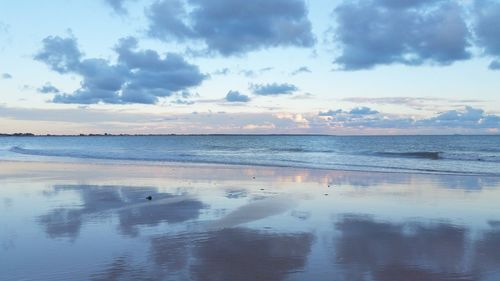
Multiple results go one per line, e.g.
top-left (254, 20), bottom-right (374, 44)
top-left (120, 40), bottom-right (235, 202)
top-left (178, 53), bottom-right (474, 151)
top-left (1, 162), bottom-right (499, 280)
top-left (38, 185), bottom-right (205, 239)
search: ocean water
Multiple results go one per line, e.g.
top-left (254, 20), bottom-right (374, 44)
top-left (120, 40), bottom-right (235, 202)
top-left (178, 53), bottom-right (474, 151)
top-left (0, 135), bottom-right (499, 175)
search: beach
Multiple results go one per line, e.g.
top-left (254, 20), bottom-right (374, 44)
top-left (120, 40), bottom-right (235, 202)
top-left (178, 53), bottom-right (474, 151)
top-left (3, 0), bottom-right (500, 279)
top-left (1, 160), bottom-right (499, 280)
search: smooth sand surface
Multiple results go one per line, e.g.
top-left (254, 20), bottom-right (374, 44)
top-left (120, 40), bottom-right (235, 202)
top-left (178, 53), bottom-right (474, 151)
top-left (1, 160), bottom-right (500, 280)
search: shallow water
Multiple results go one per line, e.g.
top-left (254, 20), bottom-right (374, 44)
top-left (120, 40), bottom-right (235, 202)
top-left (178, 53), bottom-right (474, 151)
top-left (1, 162), bottom-right (500, 280)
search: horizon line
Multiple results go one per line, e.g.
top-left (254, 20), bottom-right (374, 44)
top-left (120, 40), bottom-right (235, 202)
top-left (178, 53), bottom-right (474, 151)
top-left (1, 133), bottom-right (499, 137)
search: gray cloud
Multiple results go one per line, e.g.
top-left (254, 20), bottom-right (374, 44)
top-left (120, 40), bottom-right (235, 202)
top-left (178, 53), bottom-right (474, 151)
top-left (419, 106), bottom-right (500, 128)
top-left (35, 36), bottom-right (206, 104)
top-left (225, 90), bottom-right (250, 103)
top-left (319, 107), bottom-right (378, 117)
top-left (103, 0), bottom-right (131, 14)
top-left (146, 0), bottom-right (315, 56)
top-left (291, 66), bottom-right (311, 75)
top-left (1, 105), bottom-right (499, 134)
top-left (318, 109), bottom-right (343, 117)
top-left (251, 83), bottom-right (298, 96)
top-left (489, 60), bottom-right (500, 70)
top-left (0, 22), bottom-right (11, 51)
top-left (332, 0), bottom-right (471, 70)
top-left (349, 106), bottom-right (379, 115)
top-left (115, 37), bottom-right (206, 104)
top-left (475, 0), bottom-right (500, 67)
top-left (172, 99), bottom-right (194, 105)
top-left (319, 106), bottom-right (500, 130)
top-left (1, 73), bottom-right (11, 79)
top-left (378, 0), bottom-right (438, 9)
top-left (34, 35), bottom-right (82, 74)
top-left (343, 97), bottom-right (445, 106)
top-left (212, 68), bottom-right (230, 75)
top-left (239, 69), bottom-right (256, 78)
top-left (38, 83), bottom-right (60, 94)
top-left (342, 97), bottom-right (487, 112)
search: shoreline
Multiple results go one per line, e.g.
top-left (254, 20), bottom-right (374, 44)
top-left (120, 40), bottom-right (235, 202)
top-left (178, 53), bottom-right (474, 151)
top-left (1, 157), bottom-right (499, 179)
top-left (1, 133), bottom-right (499, 137)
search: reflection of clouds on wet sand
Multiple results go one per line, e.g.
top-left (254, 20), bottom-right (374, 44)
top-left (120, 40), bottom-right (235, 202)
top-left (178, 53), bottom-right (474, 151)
top-left (474, 224), bottom-right (500, 279)
top-left (435, 175), bottom-right (500, 191)
top-left (151, 234), bottom-right (192, 275)
top-left (38, 185), bottom-right (205, 239)
top-left (89, 216), bottom-right (500, 281)
top-left (2, 197), bottom-right (12, 208)
top-left (92, 228), bottom-right (314, 281)
top-left (208, 195), bottom-right (299, 229)
top-left (190, 228), bottom-right (313, 281)
top-left (3, 160), bottom-right (500, 281)
top-left (325, 172), bottom-right (500, 191)
top-left (90, 256), bottom-right (153, 281)
top-left (334, 214), bottom-right (500, 281)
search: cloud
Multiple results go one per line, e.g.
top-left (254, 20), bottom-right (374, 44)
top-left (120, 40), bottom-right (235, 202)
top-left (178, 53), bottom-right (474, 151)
top-left (1, 73), bottom-right (12, 79)
top-left (172, 99), bottom-right (195, 105)
top-left (1, 105), bottom-right (499, 134)
top-left (332, 0), bottom-right (471, 70)
top-left (343, 97), bottom-right (448, 109)
top-left (318, 106), bottom-right (500, 130)
top-left (419, 106), bottom-right (500, 128)
top-left (146, 0), bottom-right (315, 56)
top-left (378, 0), bottom-right (438, 9)
top-left (489, 60), bottom-right (500, 70)
top-left (474, 0), bottom-right (500, 67)
top-left (260, 67), bottom-right (274, 73)
top-left (239, 69), bottom-right (256, 77)
top-left (319, 107), bottom-right (378, 117)
top-left (0, 22), bottom-right (12, 51)
top-left (114, 37), bottom-right (206, 104)
top-left (225, 90), bottom-right (250, 102)
top-left (342, 97), bottom-right (487, 112)
top-left (349, 106), bottom-right (379, 115)
top-left (34, 35), bottom-right (82, 74)
top-left (35, 36), bottom-right (206, 104)
top-left (103, 0), bottom-right (131, 14)
top-left (242, 123), bottom-right (276, 130)
top-left (212, 68), bottom-right (230, 75)
top-left (37, 83), bottom-right (60, 94)
top-left (318, 109), bottom-right (343, 117)
top-left (290, 66), bottom-right (311, 75)
top-left (251, 83), bottom-right (298, 96)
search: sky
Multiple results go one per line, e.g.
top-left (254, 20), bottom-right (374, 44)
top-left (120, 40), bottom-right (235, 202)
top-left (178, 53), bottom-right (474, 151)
top-left (0, 0), bottom-right (499, 135)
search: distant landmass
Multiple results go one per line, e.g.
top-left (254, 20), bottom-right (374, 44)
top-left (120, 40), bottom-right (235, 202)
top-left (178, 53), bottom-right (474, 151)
top-left (0, 133), bottom-right (332, 137)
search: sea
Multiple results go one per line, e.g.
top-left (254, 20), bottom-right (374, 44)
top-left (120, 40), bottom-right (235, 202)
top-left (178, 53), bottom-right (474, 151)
top-left (0, 135), bottom-right (499, 176)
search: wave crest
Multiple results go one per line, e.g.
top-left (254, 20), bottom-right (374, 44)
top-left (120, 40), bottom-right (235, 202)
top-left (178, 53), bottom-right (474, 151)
top-left (374, 151), bottom-right (500, 162)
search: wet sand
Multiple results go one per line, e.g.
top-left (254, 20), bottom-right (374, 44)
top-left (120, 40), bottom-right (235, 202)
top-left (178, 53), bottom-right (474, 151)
top-left (1, 161), bottom-right (500, 280)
